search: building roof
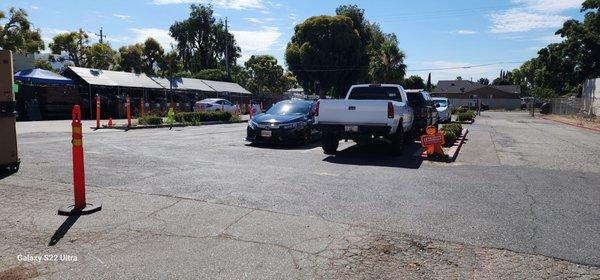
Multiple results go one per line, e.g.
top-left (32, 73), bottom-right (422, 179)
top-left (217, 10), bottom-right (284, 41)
top-left (66, 66), bottom-right (163, 89)
top-left (442, 85), bottom-right (520, 99)
top-left (434, 80), bottom-right (521, 96)
top-left (434, 80), bottom-right (484, 94)
top-left (201, 79), bottom-right (252, 95)
top-left (150, 77), bottom-right (215, 92)
top-left (63, 66), bottom-right (252, 94)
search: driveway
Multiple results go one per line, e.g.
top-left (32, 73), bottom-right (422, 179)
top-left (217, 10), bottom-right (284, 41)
top-left (5, 111), bottom-right (600, 271)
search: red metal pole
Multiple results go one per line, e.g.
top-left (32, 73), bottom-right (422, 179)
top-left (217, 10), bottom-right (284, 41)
top-left (248, 104), bottom-right (253, 119)
top-left (71, 105), bottom-right (86, 209)
top-left (95, 95), bottom-right (100, 129)
top-left (140, 98), bottom-right (145, 117)
top-left (126, 95), bottom-right (131, 127)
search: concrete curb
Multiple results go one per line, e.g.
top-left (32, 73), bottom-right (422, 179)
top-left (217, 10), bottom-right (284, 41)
top-left (420, 129), bottom-right (469, 163)
top-left (538, 116), bottom-right (600, 133)
top-left (446, 129), bottom-right (469, 162)
top-left (91, 120), bottom-right (247, 131)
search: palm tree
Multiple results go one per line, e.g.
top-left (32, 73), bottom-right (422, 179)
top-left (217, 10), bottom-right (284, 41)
top-left (369, 37), bottom-right (406, 84)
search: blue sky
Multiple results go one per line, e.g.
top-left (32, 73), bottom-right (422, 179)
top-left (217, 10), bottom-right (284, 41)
top-left (0, 0), bottom-right (586, 82)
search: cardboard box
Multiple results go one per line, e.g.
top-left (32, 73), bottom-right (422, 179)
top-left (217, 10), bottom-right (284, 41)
top-left (0, 50), bottom-right (15, 102)
top-left (0, 116), bottom-right (18, 166)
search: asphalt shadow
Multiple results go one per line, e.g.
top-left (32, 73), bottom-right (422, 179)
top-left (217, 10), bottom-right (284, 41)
top-left (323, 141), bottom-right (424, 169)
top-left (48, 215), bottom-right (80, 246)
top-left (245, 139), bottom-right (322, 151)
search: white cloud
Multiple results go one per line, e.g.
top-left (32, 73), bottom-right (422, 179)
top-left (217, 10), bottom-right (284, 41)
top-left (456, 29), bottom-right (477, 35)
top-left (30, 5), bottom-right (39, 10)
top-left (245, 17), bottom-right (264, 24)
top-left (490, 10), bottom-right (568, 33)
top-left (230, 26), bottom-right (282, 61)
top-left (536, 34), bottom-right (565, 44)
top-left (489, 0), bottom-right (582, 33)
top-left (45, 28), bottom-right (70, 35)
top-left (513, 0), bottom-right (583, 13)
top-left (152, 0), bottom-right (264, 10)
top-left (129, 28), bottom-right (176, 49)
top-left (113, 13), bottom-right (131, 20)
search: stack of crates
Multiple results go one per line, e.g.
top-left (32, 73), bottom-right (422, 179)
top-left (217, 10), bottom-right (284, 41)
top-left (0, 50), bottom-right (19, 173)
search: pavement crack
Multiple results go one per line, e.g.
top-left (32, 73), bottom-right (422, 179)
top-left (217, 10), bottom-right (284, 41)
top-left (220, 209), bottom-right (255, 234)
top-left (515, 173), bottom-right (539, 253)
top-left (147, 199), bottom-right (182, 218)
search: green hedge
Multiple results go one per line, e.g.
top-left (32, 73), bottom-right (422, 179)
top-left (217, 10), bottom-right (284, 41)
top-left (138, 115), bottom-right (163, 125)
top-left (458, 110), bottom-right (476, 122)
top-left (440, 123), bottom-right (463, 146)
top-left (174, 111), bottom-right (233, 124)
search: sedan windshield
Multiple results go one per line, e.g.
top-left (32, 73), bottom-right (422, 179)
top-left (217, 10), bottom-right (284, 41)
top-left (266, 102), bottom-right (312, 115)
top-left (433, 100), bottom-right (448, 107)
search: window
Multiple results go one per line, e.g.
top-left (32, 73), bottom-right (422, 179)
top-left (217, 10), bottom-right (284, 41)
top-left (348, 86), bottom-right (403, 101)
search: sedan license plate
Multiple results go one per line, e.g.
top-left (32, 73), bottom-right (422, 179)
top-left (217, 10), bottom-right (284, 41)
top-left (260, 130), bottom-right (272, 137)
top-left (344, 125), bottom-right (359, 132)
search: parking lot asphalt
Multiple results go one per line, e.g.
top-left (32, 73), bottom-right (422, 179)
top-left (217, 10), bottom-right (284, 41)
top-left (8, 111), bottom-right (600, 268)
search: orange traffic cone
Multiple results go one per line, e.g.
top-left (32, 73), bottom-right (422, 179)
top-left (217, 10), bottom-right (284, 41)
top-left (108, 117), bottom-right (113, 128)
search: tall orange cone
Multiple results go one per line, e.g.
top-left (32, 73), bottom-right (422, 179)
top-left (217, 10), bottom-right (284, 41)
top-left (58, 105), bottom-right (101, 216)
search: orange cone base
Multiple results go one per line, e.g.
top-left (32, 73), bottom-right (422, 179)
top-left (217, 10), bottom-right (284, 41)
top-left (58, 203), bottom-right (102, 216)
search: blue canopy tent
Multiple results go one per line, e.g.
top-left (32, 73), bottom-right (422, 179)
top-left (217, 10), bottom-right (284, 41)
top-left (14, 68), bottom-right (74, 85)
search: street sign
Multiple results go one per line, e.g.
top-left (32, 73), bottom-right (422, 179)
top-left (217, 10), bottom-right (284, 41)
top-left (420, 125), bottom-right (446, 157)
top-left (421, 134), bottom-right (444, 146)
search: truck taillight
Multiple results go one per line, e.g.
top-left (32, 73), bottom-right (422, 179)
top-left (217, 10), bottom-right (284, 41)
top-left (387, 102), bottom-right (394, 118)
top-left (315, 100), bottom-right (320, 116)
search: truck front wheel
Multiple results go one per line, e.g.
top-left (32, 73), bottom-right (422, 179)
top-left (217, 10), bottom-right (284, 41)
top-left (321, 132), bottom-right (339, 155)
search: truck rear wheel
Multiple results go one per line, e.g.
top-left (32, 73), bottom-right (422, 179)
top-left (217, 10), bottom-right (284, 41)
top-left (321, 132), bottom-right (339, 155)
top-left (390, 128), bottom-right (404, 155)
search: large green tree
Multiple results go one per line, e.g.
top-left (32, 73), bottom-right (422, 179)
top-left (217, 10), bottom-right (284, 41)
top-left (245, 55), bottom-right (295, 95)
top-left (369, 35), bottom-right (406, 84)
top-left (118, 43), bottom-right (144, 73)
top-left (86, 42), bottom-right (116, 70)
top-left (0, 7), bottom-right (44, 53)
top-left (49, 29), bottom-right (89, 67)
top-left (169, 4), bottom-right (240, 73)
top-left (402, 75), bottom-right (425, 89)
top-left (285, 15), bottom-right (362, 98)
top-left (506, 0), bottom-right (600, 95)
top-left (142, 37), bottom-right (164, 74)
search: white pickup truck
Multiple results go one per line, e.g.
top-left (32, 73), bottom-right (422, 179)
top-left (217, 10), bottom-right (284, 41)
top-left (315, 84), bottom-right (414, 154)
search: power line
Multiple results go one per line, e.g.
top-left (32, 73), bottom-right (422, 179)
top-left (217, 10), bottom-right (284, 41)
top-left (286, 61), bottom-right (525, 72)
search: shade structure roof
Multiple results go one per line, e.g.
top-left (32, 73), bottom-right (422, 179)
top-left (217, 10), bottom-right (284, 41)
top-left (151, 77), bottom-right (215, 92)
top-left (64, 66), bottom-right (251, 95)
top-left (200, 79), bottom-right (252, 95)
top-left (14, 68), bottom-right (74, 85)
top-left (66, 67), bottom-right (163, 89)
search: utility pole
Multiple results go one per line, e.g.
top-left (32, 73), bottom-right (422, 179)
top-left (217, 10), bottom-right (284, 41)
top-left (95, 27), bottom-right (107, 44)
top-left (225, 17), bottom-right (231, 80)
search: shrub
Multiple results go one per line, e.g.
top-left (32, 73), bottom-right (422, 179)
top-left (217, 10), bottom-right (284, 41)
top-left (440, 123), bottom-right (462, 136)
top-left (138, 115), bottom-right (163, 125)
top-left (451, 107), bottom-right (461, 115)
top-left (174, 111), bottom-right (233, 124)
top-left (458, 110), bottom-right (475, 122)
top-left (440, 129), bottom-right (457, 147)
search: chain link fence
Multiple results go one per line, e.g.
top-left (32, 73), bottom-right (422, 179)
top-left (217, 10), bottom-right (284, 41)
top-left (549, 97), bottom-right (598, 118)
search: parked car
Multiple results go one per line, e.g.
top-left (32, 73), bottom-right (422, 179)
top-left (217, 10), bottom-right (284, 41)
top-left (246, 100), bottom-right (319, 145)
top-left (405, 89), bottom-right (439, 136)
top-left (432, 97), bottom-right (451, 123)
top-left (194, 98), bottom-right (236, 113)
top-left (316, 84), bottom-right (414, 155)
